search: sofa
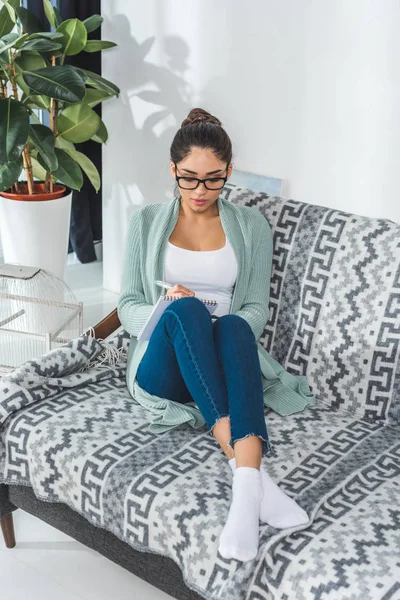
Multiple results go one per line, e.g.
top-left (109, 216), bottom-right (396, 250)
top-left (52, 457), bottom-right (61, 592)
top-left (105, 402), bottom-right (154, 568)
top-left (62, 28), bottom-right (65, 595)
top-left (1, 184), bottom-right (399, 600)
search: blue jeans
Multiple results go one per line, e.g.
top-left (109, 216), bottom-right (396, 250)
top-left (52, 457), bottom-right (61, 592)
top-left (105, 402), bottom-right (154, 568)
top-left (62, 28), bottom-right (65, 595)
top-left (136, 297), bottom-right (271, 457)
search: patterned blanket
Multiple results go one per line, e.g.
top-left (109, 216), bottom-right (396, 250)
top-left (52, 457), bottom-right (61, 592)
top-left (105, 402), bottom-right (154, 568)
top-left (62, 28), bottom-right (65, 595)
top-left (0, 331), bottom-right (399, 600)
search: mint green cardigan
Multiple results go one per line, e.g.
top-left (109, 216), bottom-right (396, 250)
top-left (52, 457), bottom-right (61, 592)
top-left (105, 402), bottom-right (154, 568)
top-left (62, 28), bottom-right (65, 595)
top-left (118, 195), bottom-right (315, 433)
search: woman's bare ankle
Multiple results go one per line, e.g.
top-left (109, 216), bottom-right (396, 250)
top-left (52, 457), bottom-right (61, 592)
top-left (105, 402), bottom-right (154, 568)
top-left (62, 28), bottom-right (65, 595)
top-left (224, 444), bottom-right (235, 460)
top-left (211, 416), bottom-right (235, 459)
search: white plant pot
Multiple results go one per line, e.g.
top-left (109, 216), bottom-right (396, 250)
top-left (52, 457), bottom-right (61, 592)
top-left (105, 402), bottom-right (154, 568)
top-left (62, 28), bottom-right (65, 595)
top-left (0, 190), bottom-right (72, 280)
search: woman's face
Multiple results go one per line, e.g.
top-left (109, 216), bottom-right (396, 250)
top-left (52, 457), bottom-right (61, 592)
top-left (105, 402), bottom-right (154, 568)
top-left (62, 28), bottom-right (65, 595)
top-left (170, 147), bottom-right (232, 216)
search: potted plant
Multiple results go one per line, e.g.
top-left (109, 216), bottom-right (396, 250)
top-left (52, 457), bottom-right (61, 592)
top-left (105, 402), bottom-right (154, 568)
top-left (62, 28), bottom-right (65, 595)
top-left (0, 0), bottom-right (119, 279)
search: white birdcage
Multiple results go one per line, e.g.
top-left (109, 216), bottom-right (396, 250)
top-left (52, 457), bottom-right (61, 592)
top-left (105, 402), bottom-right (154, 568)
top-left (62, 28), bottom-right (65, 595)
top-left (0, 264), bottom-right (83, 373)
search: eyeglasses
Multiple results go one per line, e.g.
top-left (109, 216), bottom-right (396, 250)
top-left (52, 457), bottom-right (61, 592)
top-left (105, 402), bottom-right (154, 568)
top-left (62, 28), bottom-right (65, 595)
top-left (175, 164), bottom-right (228, 190)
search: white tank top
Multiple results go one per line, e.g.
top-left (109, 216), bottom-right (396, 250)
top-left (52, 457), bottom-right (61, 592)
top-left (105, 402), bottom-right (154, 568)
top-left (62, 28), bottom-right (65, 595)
top-left (164, 237), bottom-right (238, 317)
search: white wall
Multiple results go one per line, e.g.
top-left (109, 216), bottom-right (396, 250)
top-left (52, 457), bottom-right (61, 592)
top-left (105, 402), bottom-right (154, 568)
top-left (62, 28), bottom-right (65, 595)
top-left (102, 0), bottom-right (400, 293)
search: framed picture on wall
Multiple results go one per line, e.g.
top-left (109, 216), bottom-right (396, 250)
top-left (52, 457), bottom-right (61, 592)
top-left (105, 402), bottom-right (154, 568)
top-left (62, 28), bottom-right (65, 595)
top-left (228, 170), bottom-right (287, 197)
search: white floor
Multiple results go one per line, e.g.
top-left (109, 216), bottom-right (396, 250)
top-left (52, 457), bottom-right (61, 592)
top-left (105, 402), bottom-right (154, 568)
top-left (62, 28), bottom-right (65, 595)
top-left (1, 259), bottom-right (175, 600)
top-left (65, 258), bottom-right (120, 332)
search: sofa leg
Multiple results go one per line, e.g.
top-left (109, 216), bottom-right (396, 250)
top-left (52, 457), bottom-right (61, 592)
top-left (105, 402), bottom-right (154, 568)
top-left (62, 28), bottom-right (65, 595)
top-left (1, 513), bottom-right (16, 548)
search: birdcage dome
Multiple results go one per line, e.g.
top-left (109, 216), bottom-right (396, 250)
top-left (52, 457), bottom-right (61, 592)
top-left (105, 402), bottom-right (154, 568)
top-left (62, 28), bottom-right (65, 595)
top-left (0, 264), bottom-right (83, 373)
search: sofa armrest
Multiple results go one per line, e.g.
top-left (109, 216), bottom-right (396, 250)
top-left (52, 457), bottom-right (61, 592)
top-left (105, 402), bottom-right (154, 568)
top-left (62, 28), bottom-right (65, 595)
top-left (93, 309), bottom-right (121, 340)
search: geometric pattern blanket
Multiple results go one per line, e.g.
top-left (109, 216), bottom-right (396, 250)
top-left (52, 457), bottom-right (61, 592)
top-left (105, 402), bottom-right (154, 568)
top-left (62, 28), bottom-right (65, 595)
top-left (1, 331), bottom-right (399, 600)
top-left (220, 185), bottom-right (400, 429)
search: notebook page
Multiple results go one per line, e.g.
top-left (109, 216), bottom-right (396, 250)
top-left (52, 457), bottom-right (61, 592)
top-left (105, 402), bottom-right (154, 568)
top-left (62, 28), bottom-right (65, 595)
top-left (137, 296), bottom-right (218, 341)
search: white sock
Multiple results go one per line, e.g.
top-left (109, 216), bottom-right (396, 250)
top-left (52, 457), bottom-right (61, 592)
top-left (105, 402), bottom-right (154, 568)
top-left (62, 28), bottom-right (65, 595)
top-left (228, 457), bottom-right (309, 529)
top-left (218, 466), bottom-right (262, 562)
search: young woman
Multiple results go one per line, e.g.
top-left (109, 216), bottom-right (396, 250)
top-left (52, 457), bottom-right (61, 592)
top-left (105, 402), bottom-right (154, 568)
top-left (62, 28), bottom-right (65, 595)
top-left (118, 108), bottom-right (310, 563)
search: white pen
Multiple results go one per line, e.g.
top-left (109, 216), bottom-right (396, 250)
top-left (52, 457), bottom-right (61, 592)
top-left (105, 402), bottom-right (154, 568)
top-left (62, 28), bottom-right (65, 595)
top-left (154, 280), bottom-right (173, 290)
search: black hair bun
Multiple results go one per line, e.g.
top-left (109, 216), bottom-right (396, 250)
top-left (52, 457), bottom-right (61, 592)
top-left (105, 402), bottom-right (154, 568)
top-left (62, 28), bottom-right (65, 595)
top-left (181, 108), bottom-right (222, 128)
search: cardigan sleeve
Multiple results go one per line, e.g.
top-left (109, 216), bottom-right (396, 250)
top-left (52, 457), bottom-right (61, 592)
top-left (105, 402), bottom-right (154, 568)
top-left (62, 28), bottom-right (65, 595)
top-left (232, 214), bottom-right (273, 341)
top-left (117, 209), bottom-right (155, 337)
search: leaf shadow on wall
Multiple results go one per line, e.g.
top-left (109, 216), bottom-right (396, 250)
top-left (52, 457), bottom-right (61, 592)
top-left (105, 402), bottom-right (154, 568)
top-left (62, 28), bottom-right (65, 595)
top-left (102, 13), bottom-right (195, 227)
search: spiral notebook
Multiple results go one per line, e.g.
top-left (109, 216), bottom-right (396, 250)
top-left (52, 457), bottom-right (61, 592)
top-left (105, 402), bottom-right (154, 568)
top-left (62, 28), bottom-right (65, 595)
top-left (137, 295), bottom-right (219, 341)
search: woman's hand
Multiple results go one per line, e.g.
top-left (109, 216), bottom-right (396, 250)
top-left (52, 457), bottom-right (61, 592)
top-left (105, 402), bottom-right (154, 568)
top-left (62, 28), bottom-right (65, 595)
top-left (166, 284), bottom-right (195, 299)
